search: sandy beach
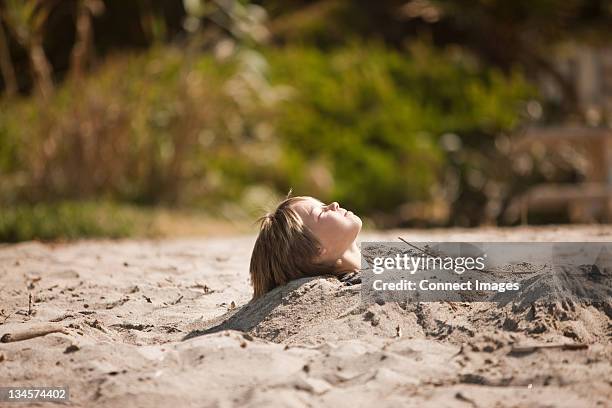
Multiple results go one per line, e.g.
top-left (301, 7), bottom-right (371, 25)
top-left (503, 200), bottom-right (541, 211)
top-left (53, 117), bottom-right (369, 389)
top-left (1, 225), bottom-right (611, 407)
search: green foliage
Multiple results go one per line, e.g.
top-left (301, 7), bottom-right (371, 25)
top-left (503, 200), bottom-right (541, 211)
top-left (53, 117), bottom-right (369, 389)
top-left (0, 201), bottom-right (150, 242)
top-left (0, 42), bottom-right (533, 239)
top-left (266, 43), bottom-right (532, 213)
top-left (0, 48), bottom-right (237, 205)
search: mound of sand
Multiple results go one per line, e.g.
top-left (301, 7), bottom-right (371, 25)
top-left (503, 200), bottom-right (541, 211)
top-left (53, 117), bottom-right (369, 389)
top-left (186, 277), bottom-right (424, 345)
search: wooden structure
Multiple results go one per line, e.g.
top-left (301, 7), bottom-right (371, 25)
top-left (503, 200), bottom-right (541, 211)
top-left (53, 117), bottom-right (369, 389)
top-left (507, 46), bottom-right (612, 224)
top-left (509, 127), bottom-right (612, 223)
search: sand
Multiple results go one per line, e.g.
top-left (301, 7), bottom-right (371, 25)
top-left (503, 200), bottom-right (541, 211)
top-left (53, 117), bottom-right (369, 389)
top-left (0, 225), bottom-right (611, 407)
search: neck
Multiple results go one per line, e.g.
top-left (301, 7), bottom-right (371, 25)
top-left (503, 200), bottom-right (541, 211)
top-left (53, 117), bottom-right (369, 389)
top-left (337, 241), bottom-right (361, 274)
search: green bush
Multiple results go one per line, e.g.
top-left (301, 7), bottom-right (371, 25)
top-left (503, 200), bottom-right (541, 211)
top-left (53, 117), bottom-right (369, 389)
top-left (266, 43), bottom-right (532, 213)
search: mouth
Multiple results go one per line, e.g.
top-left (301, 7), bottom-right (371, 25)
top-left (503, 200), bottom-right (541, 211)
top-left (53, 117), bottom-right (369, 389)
top-left (344, 210), bottom-right (352, 217)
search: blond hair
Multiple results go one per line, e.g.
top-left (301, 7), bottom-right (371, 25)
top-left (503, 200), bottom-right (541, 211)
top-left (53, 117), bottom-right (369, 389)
top-left (249, 194), bottom-right (334, 299)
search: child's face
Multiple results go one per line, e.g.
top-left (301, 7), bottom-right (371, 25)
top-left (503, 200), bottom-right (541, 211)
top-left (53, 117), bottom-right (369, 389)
top-left (291, 197), bottom-right (362, 263)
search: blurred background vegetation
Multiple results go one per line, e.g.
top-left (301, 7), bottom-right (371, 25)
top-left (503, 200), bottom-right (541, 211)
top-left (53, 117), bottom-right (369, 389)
top-left (1, 0), bottom-right (611, 241)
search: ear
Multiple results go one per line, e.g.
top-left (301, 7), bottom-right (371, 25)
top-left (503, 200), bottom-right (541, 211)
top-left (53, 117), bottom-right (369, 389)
top-left (316, 246), bottom-right (327, 261)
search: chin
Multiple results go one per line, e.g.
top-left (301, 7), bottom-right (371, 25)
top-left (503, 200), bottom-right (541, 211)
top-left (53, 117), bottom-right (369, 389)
top-left (351, 219), bottom-right (362, 236)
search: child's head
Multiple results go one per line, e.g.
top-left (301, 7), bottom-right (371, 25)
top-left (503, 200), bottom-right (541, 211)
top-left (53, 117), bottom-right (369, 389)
top-left (249, 193), bottom-right (362, 298)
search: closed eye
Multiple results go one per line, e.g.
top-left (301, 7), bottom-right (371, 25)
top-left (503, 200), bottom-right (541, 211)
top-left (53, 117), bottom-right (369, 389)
top-left (307, 201), bottom-right (326, 221)
top-left (315, 204), bottom-right (326, 220)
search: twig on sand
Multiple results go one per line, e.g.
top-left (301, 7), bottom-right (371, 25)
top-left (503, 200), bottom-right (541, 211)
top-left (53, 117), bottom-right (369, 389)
top-left (190, 283), bottom-right (214, 294)
top-left (49, 313), bottom-right (75, 322)
top-left (455, 392), bottom-right (477, 407)
top-left (1, 324), bottom-right (67, 343)
top-left (510, 343), bottom-right (588, 355)
top-left (0, 309), bottom-right (13, 325)
top-left (397, 237), bottom-right (439, 258)
top-left (168, 294), bottom-right (183, 305)
top-left (27, 293), bottom-right (32, 316)
top-left (110, 323), bottom-right (153, 331)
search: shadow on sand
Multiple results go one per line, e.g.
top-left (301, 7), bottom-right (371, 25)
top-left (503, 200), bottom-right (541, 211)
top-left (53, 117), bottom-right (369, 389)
top-left (182, 276), bottom-right (323, 341)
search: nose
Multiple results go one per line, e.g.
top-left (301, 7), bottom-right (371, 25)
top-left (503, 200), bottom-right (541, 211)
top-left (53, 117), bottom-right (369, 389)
top-left (328, 202), bottom-right (340, 211)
